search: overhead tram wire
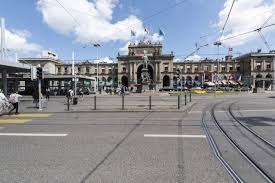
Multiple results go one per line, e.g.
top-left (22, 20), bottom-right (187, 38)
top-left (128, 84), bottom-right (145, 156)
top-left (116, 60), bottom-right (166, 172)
top-left (54, 0), bottom-right (81, 27)
top-left (220, 0), bottom-right (236, 37)
top-left (218, 23), bottom-right (275, 42)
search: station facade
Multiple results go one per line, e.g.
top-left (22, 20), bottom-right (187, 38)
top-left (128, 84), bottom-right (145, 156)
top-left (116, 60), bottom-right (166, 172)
top-left (9, 41), bottom-right (275, 94)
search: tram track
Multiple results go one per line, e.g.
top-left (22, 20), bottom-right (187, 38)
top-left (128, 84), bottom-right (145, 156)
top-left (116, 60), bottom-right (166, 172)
top-left (228, 102), bottom-right (275, 149)
top-left (209, 101), bottom-right (275, 183)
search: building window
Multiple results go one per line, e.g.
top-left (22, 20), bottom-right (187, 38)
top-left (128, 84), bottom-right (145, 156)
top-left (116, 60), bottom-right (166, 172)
top-left (229, 66), bottom-right (233, 71)
top-left (57, 67), bottom-right (61, 74)
top-left (266, 63), bottom-right (271, 70)
top-left (222, 66), bottom-right (226, 72)
top-left (86, 67), bottom-right (90, 74)
top-left (236, 66), bottom-right (240, 71)
top-left (164, 66), bottom-right (168, 72)
top-left (64, 67), bottom-right (67, 74)
top-left (122, 67), bottom-right (127, 72)
top-left (95, 69), bottom-right (97, 74)
top-left (256, 62), bottom-right (261, 70)
top-left (194, 66), bottom-right (198, 72)
top-left (108, 68), bottom-right (112, 74)
top-left (78, 67), bottom-right (81, 73)
top-left (214, 66), bottom-right (217, 71)
top-left (187, 67), bottom-right (191, 73)
top-left (173, 67), bottom-right (176, 72)
top-left (102, 68), bottom-right (105, 74)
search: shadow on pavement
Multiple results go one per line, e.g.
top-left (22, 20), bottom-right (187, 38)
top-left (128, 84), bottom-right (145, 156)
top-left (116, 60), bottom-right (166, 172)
top-left (237, 116), bottom-right (274, 126)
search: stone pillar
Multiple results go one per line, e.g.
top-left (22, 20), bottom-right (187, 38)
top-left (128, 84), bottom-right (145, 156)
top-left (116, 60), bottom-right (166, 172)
top-left (2, 70), bottom-right (7, 95)
top-left (170, 77), bottom-right (173, 88)
top-left (157, 62), bottom-right (160, 82)
top-left (132, 62), bottom-right (134, 82)
top-left (272, 56), bottom-right (275, 91)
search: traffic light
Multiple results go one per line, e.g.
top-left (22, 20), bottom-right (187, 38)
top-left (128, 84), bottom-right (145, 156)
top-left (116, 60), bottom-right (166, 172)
top-left (37, 67), bottom-right (43, 79)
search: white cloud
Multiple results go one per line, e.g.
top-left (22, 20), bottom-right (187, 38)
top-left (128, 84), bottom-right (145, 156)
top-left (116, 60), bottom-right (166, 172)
top-left (95, 56), bottom-right (114, 63)
top-left (217, 0), bottom-right (275, 47)
top-left (37, 0), bottom-right (152, 44)
top-left (185, 54), bottom-right (202, 61)
top-left (0, 28), bottom-right (42, 53)
top-left (119, 41), bottom-right (130, 54)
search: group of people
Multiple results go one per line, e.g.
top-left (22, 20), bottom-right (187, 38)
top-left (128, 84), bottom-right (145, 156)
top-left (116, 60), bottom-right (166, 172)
top-left (0, 89), bottom-right (22, 115)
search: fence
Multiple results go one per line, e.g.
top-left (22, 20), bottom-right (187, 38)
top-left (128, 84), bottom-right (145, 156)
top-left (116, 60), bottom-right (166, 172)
top-left (66, 92), bottom-right (192, 111)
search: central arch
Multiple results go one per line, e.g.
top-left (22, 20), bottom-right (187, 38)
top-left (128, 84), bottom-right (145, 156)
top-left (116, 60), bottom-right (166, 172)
top-left (137, 64), bottom-right (154, 84)
top-left (163, 75), bottom-right (170, 87)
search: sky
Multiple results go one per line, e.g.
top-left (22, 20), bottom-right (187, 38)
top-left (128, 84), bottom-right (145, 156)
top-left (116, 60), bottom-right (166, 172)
top-left (1, 0), bottom-right (275, 63)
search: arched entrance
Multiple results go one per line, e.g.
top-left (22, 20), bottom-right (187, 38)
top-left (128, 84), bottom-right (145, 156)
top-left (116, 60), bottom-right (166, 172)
top-left (163, 75), bottom-right (170, 87)
top-left (265, 74), bottom-right (272, 89)
top-left (121, 76), bottom-right (128, 87)
top-left (137, 64), bottom-right (154, 84)
top-left (256, 74), bottom-right (263, 88)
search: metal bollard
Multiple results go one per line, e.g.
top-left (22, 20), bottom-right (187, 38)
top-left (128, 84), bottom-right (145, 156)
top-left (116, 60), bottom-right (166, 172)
top-left (178, 95), bottom-right (180, 109)
top-left (94, 96), bottom-right (97, 110)
top-left (185, 93), bottom-right (187, 105)
top-left (122, 95), bottom-right (124, 110)
top-left (67, 98), bottom-right (70, 111)
top-left (149, 96), bottom-right (152, 110)
top-left (189, 92), bottom-right (192, 102)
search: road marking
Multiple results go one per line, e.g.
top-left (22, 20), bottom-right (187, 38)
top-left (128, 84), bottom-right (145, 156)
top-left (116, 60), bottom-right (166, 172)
top-left (10, 114), bottom-right (52, 117)
top-left (0, 119), bottom-right (32, 124)
top-left (144, 134), bottom-right (206, 138)
top-left (0, 133), bottom-right (68, 136)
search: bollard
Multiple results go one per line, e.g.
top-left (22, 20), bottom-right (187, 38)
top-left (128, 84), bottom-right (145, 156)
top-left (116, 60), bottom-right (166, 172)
top-left (149, 96), bottom-right (152, 110)
top-left (122, 95), bottom-right (124, 110)
top-left (178, 95), bottom-right (180, 109)
top-left (67, 98), bottom-right (70, 111)
top-left (185, 93), bottom-right (187, 105)
top-left (94, 96), bottom-right (97, 110)
top-left (189, 92), bottom-right (192, 102)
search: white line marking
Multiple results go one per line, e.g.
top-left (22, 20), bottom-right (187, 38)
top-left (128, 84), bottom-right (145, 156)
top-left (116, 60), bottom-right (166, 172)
top-left (0, 133), bottom-right (68, 137)
top-left (144, 134), bottom-right (206, 138)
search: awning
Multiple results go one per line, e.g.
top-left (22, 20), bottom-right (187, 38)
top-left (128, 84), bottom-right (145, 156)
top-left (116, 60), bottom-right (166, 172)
top-left (205, 82), bottom-right (215, 86)
top-left (222, 80), bottom-right (228, 85)
top-left (237, 80), bottom-right (244, 85)
top-left (229, 80), bottom-right (238, 85)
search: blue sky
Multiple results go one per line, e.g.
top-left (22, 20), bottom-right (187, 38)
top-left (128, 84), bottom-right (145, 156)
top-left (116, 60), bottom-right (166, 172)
top-left (1, 0), bottom-right (275, 62)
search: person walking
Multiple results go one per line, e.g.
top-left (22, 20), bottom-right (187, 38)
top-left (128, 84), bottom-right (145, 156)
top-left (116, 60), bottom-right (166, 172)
top-left (45, 88), bottom-right (50, 101)
top-left (8, 89), bottom-right (22, 115)
top-left (0, 89), bottom-right (9, 114)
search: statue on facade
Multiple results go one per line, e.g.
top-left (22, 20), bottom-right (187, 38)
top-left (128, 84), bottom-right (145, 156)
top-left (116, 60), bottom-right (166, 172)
top-left (143, 50), bottom-right (149, 69)
top-left (141, 50), bottom-right (150, 83)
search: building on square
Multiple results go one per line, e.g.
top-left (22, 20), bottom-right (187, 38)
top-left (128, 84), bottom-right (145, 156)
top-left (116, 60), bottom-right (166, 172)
top-left (12, 41), bottom-right (275, 94)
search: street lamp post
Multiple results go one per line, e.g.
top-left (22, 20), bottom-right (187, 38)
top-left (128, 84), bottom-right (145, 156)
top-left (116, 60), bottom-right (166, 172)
top-left (214, 41), bottom-right (222, 89)
top-left (93, 44), bottom-right (101, 93)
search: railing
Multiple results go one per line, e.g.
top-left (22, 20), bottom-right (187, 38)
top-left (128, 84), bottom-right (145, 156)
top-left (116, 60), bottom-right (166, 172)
top-left (66, 93), bottom-right (192, 111)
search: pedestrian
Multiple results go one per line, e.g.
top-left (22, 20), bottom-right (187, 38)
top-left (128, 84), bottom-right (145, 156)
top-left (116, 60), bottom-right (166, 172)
top-left (66, 88), bottom-right (74, 103)
top-left (45, 88), bottom-right (50, 101)
top-left (32, 90), bottom-right (39, 108)
top-left (8, 89), bottom-right (22, 115)
top-left (0, 89), bottom-right (10, 114)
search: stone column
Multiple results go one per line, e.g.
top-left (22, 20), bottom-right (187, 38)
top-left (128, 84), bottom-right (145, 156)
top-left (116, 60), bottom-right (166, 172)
top-left (157, 62), bottom-right (160, 82)
top-left (2, 70), bottom-right (7, 95)
top-left (272, 56), bottom-right (275, 90)
top-left (128, 63), bottom-right (132, 82)
top-left (132, 62), bottom-right (134, 82)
